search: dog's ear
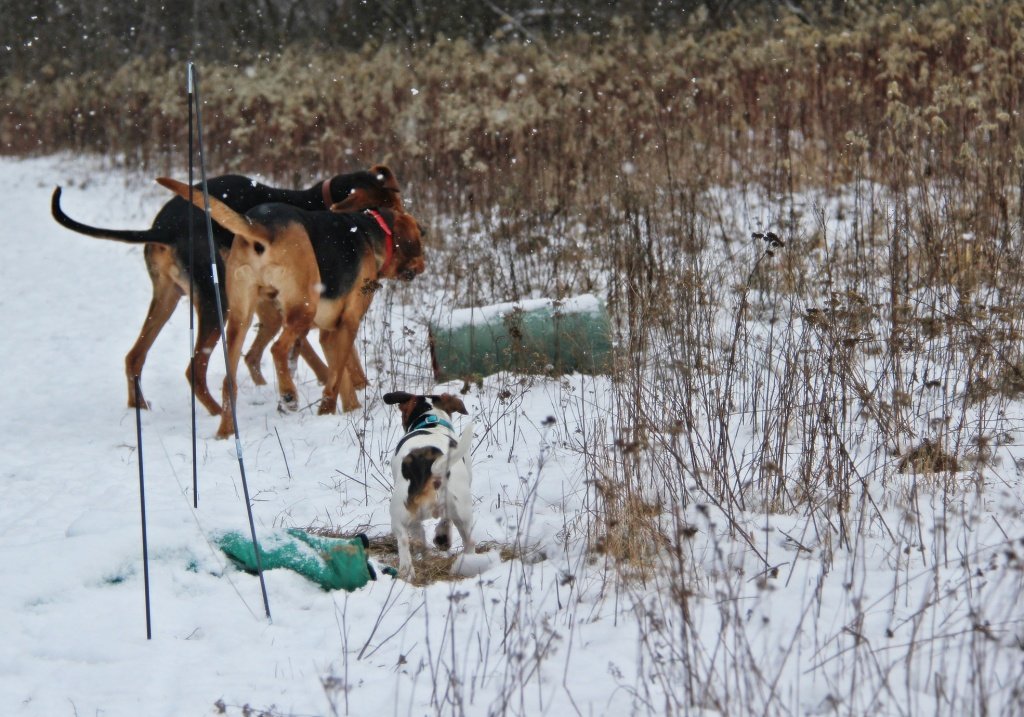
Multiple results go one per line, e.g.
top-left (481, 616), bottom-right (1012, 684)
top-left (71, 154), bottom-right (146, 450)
top-left (383, 391), bottom-right (416, 405)
top-left (386, 213), bottom-right (426, 280)
top-left (432, 394), bottom-right (468, 416)
top-left (369, 164), bottom-right (401, 193)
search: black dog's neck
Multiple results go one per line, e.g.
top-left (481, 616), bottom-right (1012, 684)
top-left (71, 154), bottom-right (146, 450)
top-left (254, 172), bottom-right (384, 211)
top-left (267, 184), bottom-right (329, 210)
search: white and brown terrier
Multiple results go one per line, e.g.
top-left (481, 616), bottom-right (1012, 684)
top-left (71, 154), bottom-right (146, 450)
top-left (383, 392), bottom-right (475, 580)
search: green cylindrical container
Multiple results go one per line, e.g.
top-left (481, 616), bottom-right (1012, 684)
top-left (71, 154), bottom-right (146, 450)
top-left (428, 294), bottom-right (613, 381)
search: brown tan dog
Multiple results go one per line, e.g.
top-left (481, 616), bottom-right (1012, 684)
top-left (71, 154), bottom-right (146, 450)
top-left (157, 177), bottom-right (426, 439)
top-left (52, 167), bottom-right (402, 414)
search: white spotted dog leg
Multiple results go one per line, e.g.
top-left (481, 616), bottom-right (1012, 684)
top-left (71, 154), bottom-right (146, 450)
top-left (450, 495), bottom-right (475, 556)
top-left (394, 521), bottom-right (416, 581)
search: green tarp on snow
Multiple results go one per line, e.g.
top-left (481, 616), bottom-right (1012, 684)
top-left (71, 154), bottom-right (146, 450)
top-left (217, 528), bottom-right (374, 592)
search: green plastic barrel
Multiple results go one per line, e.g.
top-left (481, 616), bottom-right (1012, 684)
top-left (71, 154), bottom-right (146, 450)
top-left (428, 294), bottom-right (613, 381)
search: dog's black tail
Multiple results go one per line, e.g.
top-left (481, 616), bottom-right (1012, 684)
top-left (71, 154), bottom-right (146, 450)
top-left (51, 186), bottom-right (174, 246)
top-left (156, 177), bottom-right (271, 246)
top-left (401, 446), bottom-right (444, 511)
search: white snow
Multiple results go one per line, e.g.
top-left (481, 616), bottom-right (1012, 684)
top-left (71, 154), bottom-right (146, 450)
top-left (1, 155), bottom-right (1022, 717)
top-left (440, 293), bottom-right (604, 330)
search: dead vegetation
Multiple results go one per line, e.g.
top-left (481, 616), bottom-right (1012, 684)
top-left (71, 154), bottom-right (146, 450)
top-left (9, 1), bottom-right (1024, 712)
top-left (308, 528), bottom-right (544, 587)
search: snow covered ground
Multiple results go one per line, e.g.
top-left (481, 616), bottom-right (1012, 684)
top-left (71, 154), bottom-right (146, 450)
top-left (1, 155), bottom-right (1022, 717)
top-left (0, 155), bottom-right (620, 716)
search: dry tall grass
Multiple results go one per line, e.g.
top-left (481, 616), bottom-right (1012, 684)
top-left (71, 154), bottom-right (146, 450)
top-left (9, 1), bottom-right (1024, 713)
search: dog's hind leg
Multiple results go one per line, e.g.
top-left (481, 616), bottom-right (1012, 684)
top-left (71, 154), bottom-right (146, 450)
top-left (395, 527), bottom-right (416, 580)
top-left (244, 300), bottom-right (280, 386)
top-left (448, 463), bottom-right (476, 555)
top-left (390, 510), bottom-right (417, 580)
top-left (297, 337), bottom-right (329, 384)
top-left (450, 503), bottom-right (476, 555)
top-left (253, 303), bottom-right (329, 386)
top-left (215, 280), bottom-right (256, 439)
top-left (270, 308), bottom-right (315, 412)
top-left (125, 245), bottom-right (184, 409)
top-left (187, 301), bottom-right (225, 416)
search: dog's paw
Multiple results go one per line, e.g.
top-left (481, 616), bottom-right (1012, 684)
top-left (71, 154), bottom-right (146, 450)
top-left (317, 397), bottom-right (337, 415)
top-left (214, 413), bottom-right (234, 439)
top-left (278, 392), bottom-right (298, 412)
top-left (397, 564), bottom-right (416, 582)
top-left (433, 532), bottom-right (451, 551)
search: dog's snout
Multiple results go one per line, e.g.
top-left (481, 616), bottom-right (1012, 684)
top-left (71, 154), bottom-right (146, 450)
top-left (399, 259), bottom-right (425, 281)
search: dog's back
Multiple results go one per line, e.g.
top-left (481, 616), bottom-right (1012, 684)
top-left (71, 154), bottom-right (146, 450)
top-left (399, 445), bottom-right (445, 515)
top-left (230, 204), bottom-right (398, 303)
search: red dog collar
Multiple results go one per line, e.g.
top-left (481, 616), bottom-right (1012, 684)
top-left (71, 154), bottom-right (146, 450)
top-left (366, 209), bottom-right (394, 272)
top-left (321, 179), bottom-right (333, 209)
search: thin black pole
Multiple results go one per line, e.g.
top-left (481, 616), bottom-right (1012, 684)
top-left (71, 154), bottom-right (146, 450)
top-left (188, 64), bottom-right (271, 621)
top-left (187, 62), bottom-right (199, 509)
top-left (134, 375), bottom-right (153, 640)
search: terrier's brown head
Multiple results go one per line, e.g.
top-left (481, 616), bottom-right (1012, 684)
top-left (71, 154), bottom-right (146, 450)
top-left (383, 392), bottom-right (468, 430)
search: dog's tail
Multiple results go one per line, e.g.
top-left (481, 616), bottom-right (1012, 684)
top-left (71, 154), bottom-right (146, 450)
top-left (156, 177), bottom-right (270, 245)
top-left (51, 187), bottom-right (176, 246)
top-left (432, 421), bottom-right (474, 478)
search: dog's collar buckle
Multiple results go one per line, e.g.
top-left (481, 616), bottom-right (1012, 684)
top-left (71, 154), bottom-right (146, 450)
top-left (409, 414), bottom-right (453, 433)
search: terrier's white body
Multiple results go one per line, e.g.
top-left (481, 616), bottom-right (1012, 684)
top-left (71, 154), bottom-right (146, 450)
top-left (385, 392), bottom-right (475, 580)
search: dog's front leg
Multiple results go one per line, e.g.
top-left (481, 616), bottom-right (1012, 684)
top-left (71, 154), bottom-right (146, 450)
top-left (347, 349), bottom-right (368, 390)
top-left (329, 323), bottom-right (361, 413)
top-left (319, 318), bottom-right (362, 414)
top-left (334, 308), bottom-right (371, 412)
top-left (317, 329), bottom-right (340, 415)
top-left (188, 307), bottom-right (224, 416)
